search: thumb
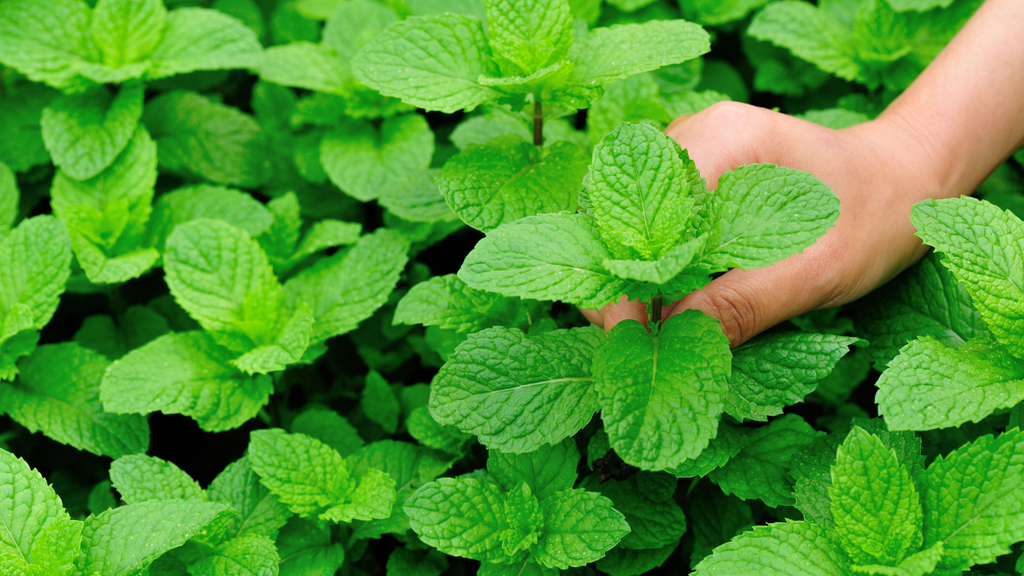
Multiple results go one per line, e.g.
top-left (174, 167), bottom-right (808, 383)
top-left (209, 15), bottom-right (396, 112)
top-left (666, 258), bottom-right (828, 347)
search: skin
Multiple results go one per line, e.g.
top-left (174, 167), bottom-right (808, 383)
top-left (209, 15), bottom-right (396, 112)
top-left (582, 0), bottom-right (1024, 346)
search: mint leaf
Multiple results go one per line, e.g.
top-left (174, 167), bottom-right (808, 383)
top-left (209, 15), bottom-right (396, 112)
top-left (488, 438), bottom-right (580, 501)
top-left (362, 370), bottom-right (401, 434)
top-left (143, 91), bottom-right (271, 188)
top-left (394, 274), bottom-right (523, 333)
top-left (276, 517), bottom-right (345, 576)
top-left (439, 135), bottom-right (588, 232)
top-left (110, 455), bottom-right (204, 505)
top-left (322, 0), bottom-right (400, 61)
top-left (0, 0), bottom-right (93, 91)
top-left (533, 488), bottom-right (629, 569)
top-left (41, 85), bottom-right (143, 181)
top-left (0, 343), bottom-right (148, 458)
top-left (284, 228), bottom-right (410, 343)
top-left (260, 42), bottom-right (351, 94)
top-left (569, 20), bottom-right (710, 87)
top-left (876, 335), bottom-right (1024, 430)
top-left (0, 448), bottom-right (78, 570)
top-left (319, 115), bottom-right (434, 202)
top-left (387, 547), bottom-right (448, 576)
top-left (726, 332), bottom-right (858, 422)
top-left (855, 251), bottom-right (986, 370)
top-left (351, 13), bottom-right (498, 113)
top-left (501, 482), bottom-right (543, 556)
top-left (146, 184), bottom-right (273, 252)
top-left (748, 1), bottom-right (860, 82)
top-left (0, 162), bottom-right (17, 230)
top-left (604, 237), bottom-right (705, 284)
top-left (77, 499), bottom-right (227, 576)
top-left (430, 326), bottom-right (603, 453)
top-left (587, 73), bottom-right (665, 145)
top-left (588, 122), bottom-right (695, 259)
top-left (709, 414), bottom-right (821, 507)
top-left (693, 519), bottom-right (845, 575)
top-left (668, 421), bottom-right (748, 479)
top-left (208, 457), bottom-right (291, 540)
top-left (405, 477), bottom-right (509, 562)
top-left (100, 331), bottom-right (274, 432)
top-left (91, 0), bottom-right (166, 68)
top-left (688, 484), bottom-right (753, 567)
top-left (830, 427), bottom-right (922, 565)
top-left (923, 428), bottom-right (1024, 572)
top-left (459, 214), bottom-right (626, 309)
top-left (291, 409), bottom-right (364, 458)
top-left (593, 311), bottom-right (731, 470)
top-left (588, 475), bottom-right (686, 550)
top-left (595, 543), bottom-right (676, 576)
top-left (378, 169), bottom-right (458, 224)
top-left (407, 405), bottom-right (474, 455)
top-left (148, 7), bottom-right (262, 79)
top-left (485, 0), bottom-right (572, 76)
top-left (911, 197), bottom-right (1024, 359)
top-left (189, 535), bottom-right (279, 576)
top-left (697, 164), bottom-right (839, 271)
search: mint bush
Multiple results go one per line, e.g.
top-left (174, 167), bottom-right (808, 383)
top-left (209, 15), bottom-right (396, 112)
top-left (0, 0), bottom-right (1022, 575)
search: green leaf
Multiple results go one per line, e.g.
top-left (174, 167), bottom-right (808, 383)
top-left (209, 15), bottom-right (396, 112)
top-left (855, 251), bottom-right (986, 370)
top-left (693, 519), bottom-right (846, 575)
top-left (911, 197), bottom-right (1024, 359)
top-left (748, 1), bottom-right (861, 82)
top-left (850, 544), bottom-right (944, 576)
top-left (430, 326), bottom-right (603, 453)
top-left (459, 214), bottom-right (627, 309)
top-left (709, 414), bottom-right (821, 507)
top-left (319, 115), bottom-right (434, 202)
top-left (351, 13), bottom-right (498, 113)
top-left (41, 85), bottom-right (143, 181)
top-left (439, 136), bottom-right (588, 233)
top-left (0, 162), bottom-right (17, 231)
top-left (588, 475), bottom-right (686, 550)
top-left (604, 238), bottom-right (705, 284)
top-left (688, 484), bottom-right (753, 568)
top-left (100, 331), bottom-right (274, 432)
top-left (188, 535), bottom-right (280, 576)
top-left (260, 42), bottom-right (350, 94)
top-left (0, 215), bottom-right (73, 339)
top-left (0, 343), bottom-right (148, 458)
top-left (487, 438), bottom-right (580, 501)
top-left (323, 0), bottom-right (400, 61)
top-left (290, 409), bottom-right (364, 458)
top-left (378, 169), bottom-right (458, 224)
top-left (588, 122), bottom-right (696, 258)
top-left (569, 20), bottom-right (710, 88)
top-left (0, 0), bottom-right (93, 91)
top-left (534, 489), bottom-right (630, 569)
top-left (668, 421), bottom-right (748, 479)
top-left (697, 164), bottom-right (839, 272)
top-left (876, 335), bottom-right (1024, 431)
top-left (284, 228), bottom-right (410, 343)
top-left (726, 332), bottom-right (858, 422)
top-left (0, 84), bottom-right (55, 175)
top-left (595, 542), bottom-right (677, 576)
top-left (91, 0), bottom-right (167, 67)
top-left (148, 7), bottom-right (263, 79)
top-left (407, 406), bottom-right (474, 455)
top-left (362, 370), bottom-right (401, 434)
top-left (276, 518), bottom-right (345, 576)
top-left (501, 482), bottom-right (543, 556)
top-left (0, 448), bottom-right (78, 570)
top-left (853, 0), bottom-right (913, 64)
top-left (208, 457), bottom-right (291, 540)
top-left (146, 184), bottom-right (273, 252)
top-left (923, 428), bottom-right (1024, 572)
top-left (109, 454), bottom-right (204, 504)
top-left (143, 91), bottom-right (272, 188)
top-left (830, 427), bottom-right (922, 565)
top-left (593, 311), bottom-right (731, 470)
top-left (76, 499), bottom-right (227, 576)
top-left (683, 0), bottom-right (770, 25)
top-left (386, 547), bottom-right (448, 576)
top-left (394, 274), bottom-right (523, 333)
top-left (405, 477), bottom-right (508, 562)
top-left (485, 0), bottom-right (572, 76)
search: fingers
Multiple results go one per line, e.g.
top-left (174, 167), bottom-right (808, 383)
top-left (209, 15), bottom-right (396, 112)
top-left (579, 296), bottom-right (649, 332)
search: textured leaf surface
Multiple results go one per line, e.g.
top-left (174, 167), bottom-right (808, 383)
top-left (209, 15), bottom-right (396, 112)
top-left (485, 0), bottom-right (572, 75)
top-left (430, 326), bottom-right (603, 453)
top-left (109, 455), bottom-right (204, 505)
top-left (146, 185), bottom-right (273, 252)
top-left (487, 439), bottom-right (580, 502)
top-left (148, 7), bottom-right (263, 78)
top-left (275, 518), bottom-right (344, 576)
top-left (569, 20), bottom-right (709, 87)
top-left (394, 274), bottom-right (522, 333)
top-left (589, 475), bottom-right (686, 550)
top-left (188, 535), bottom-right (280, 576)
top-left (0, 215), bottom-right (72, 330)
top-left (534, 489), bottom-right (630, 569)
top-left (378, 169), bottom-right (458, 224)
top-left (0, 0), bottom-right (94, 90)
top-left (260, 42), bottom-right (349, 94)
top-left (248, 428), bottom-right (350, 518)
top-left (693, 520), bottom-right (845, 575)
top-left (208, 457), bottom-right (291, 540)
top-left (0, 448), bottom-right (74, 568)
top-left (593, 311), bottom-right (731, 470)
top-left (91, 0), bottom-right (166, 67)
top-left (405, 477), bottom-right (508, 562)
top-left (748, 1), bottom-right (861, 81)
top-left (0, 163), bottom-right (16, 231)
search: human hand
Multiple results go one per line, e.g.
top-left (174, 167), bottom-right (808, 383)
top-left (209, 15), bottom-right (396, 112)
top-left (581, 100), bottom-right (950, 346)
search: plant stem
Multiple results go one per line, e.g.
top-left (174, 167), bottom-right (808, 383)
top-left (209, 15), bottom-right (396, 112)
top-left (650, 295), bottom-right (663, 328)
top-left (533, 98), bottom-right (543, 147)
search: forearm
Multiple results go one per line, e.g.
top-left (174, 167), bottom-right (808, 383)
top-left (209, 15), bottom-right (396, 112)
top-left (874, 0), bottom-right (1024, 201)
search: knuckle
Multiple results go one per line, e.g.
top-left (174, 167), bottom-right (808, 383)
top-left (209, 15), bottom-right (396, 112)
top-left (693, 286), bottom-right (760, 346)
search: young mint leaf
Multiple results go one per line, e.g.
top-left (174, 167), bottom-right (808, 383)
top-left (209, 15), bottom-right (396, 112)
top-left (90, 0), bottom-right (167, 68)
top-left (351, 13), bottom-right (499, 113)
top-left (568, 20), bottom-right (710, 88)
top-left (100, 331), bottom-right (274, 432)
top-left (709, 414), bottom-right (822, 507)
top-left (876, 335), bottom-right (1024, 430)
top-left (604, 237), bottom-right (705, 284)
top-left (850, 543), bottom-right (944, 576)
top-left (501, 482), bottom-right (543, 556)
top-left (450, 110), bottom-right (585, 150)
top-left (188, 535), bottom-right (280, 576)
top-left (485, 0), bottom-right (573, 76)
top-left (830, 427), bottom-right (922, 566)
top-left (533, 488), bottom-right (630, 569)
top-left (0, 0), bottom-right (94, 91)
top-left (0, 343), bottom-right (148, 458)
top-left (405, 477), bottom-right (509, 562)
top-left (407, 405), bottom-right (474, 455)
top-left (697, 164), bottom-right (839, 272)
top-left (726, 332), bottom-right (858, 422)
top-left (430, 326), bottom-right (603, 453)
top-left (88, 481), bottom-right (117, 516)
top-left (923, 428), bottom-right (1024, 572)
top-left (319, 115), bottom-right (434, 202)
top-left (208, 457), bottom-right (291, 540)
top-left (588, 122), bottom-right (696, 259)
top-left (290, 408), bottom-right (364, 458)
top-left (853, 0), bottom-right (913, 64)
top-left (394, 274), bottom-right (523, 333)
top-left (459, 214), bottom-right (627, 309)
top-left (275, 517), bottom-right (345, 576)
top-left (487, 438), bottom-right (580, 501)
top-left (438, 135), bottom-right (588, 232)
top-left (109, 455), bottom-right (205, 504)
top-left (748, 1), bottom-right (861, 82)
top-left (261, 42), bottom-right (351, 95)
top-left (76, 499), bottom-right (227, 576)
top-left (0, 162), bottom-right (17, 230)
top-left (593, 311), bottom-right (731, 470)
top-left (146, 184), bottom-right (274, 252)
top-left (855, 251), bottom-right (987, 370)
top-left (284, 228), bottom-right (410, 343)
top-left (257, 192), bottom-right (361, 275)
top-left (693, 519), bottom-right (846, 575)
top-left (587, 475), bottom-right (686, 550)
top-left (41, 84), bottom-right (143, 181)
top-left (143, 91), bottom-right (272, 188)
top-left (587, 73), bottom-right (665, 145)
top-left (668, 421), bottom-right (748, 479)
top-left (148, 7), bottom-right (262, 79)
top-left (362, 370), bottom-right (401, 434)
top-left (911, 197), bottom-right (1024, 359)
top-left (322, 0), bottom-right (400, 61)
top-left (378, 169), bottom-right (458, 224)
